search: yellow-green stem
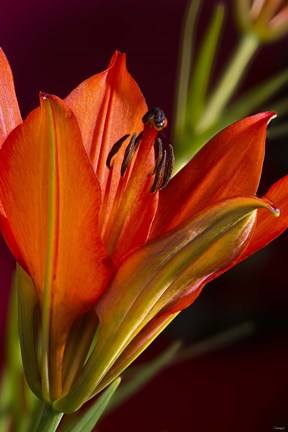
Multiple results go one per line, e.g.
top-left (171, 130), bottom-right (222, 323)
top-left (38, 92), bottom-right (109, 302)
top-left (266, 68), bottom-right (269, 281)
top-left (174, 0), bottom-right (200, 135)
top-left (35, 404), bottom-right (63, 432)
top-left (197, 32), bottom-right (260, 132)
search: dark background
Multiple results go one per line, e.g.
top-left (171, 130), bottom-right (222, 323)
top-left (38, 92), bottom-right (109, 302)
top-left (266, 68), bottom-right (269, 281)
top-left (0, 0), bottom-right (288, 431)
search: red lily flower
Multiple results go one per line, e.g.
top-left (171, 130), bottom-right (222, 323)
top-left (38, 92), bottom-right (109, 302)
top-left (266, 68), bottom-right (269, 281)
top-left (0, 49), bottom-right (287, 411)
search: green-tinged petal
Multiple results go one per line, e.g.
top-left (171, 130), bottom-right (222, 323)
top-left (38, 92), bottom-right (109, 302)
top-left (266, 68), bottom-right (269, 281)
top-left (16, 265), bottom-right (42, 399)
top-left (0, 94), bottom-right (112, 399)
top-left (90, 313), bottom-right (178, 398)
top-left (54, 195), bottom-right (276, 412)
top-left (162, 177), bottom-right (288, 314)
top-left (152, 112), bottom-right (275, 237)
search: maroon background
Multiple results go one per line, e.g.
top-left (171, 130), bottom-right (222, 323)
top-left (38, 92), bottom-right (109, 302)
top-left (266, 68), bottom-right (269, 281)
top-left (0, 0), bottom-right (288, 431)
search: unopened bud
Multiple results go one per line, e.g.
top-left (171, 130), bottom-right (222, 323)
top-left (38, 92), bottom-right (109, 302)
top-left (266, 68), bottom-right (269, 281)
top-left (235, 0), bottom-right (288, 42)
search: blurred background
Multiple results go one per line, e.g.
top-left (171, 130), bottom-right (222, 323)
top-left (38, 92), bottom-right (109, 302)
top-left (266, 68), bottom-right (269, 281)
top-left (0, 0), bottom-right (288, 431)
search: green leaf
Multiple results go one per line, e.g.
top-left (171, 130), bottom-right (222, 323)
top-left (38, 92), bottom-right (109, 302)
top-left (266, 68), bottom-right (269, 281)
top-left (187, 4), bottom-right (225, 125)
top-left (0, 271), bottom-right (39, 432)
top-left (60, 379), bottom-right (121, 432)
top-left (197, 32), bottom-right (259, 132)
top-left (106, 342), bottom-right (181, 413)
top-left (174, 0), bottom-right (201, 135)
top-left (107, 320), bottom-right (255, 413)
top-left (222, 68), bottom-right (288, 126)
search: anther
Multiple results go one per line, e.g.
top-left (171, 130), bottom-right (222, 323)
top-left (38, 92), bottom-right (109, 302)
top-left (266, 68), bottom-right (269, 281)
top-left (134, 131), bottom-right (143, 151)
top-left (153, 138), bottom-right (163, 175)
top-left (142, 107), bottom-right (167, 131)
top-left (106, 134), bottom-right (130, 169)
top-left (121, 133), bottom-right (137, 177)
top-left (150, 150), bottom-right (167, 193)
top-left (160, 144), bottom-right (175, 190)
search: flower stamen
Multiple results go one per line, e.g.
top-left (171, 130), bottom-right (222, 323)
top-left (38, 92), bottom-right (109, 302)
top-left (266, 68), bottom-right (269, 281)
top-left (151, 140), bottom-right (175, 192)
top-left (160, 144), bottom-right (175, 190)
top-left (153, 138), bottom-right (163, 175)
top-left (120, 131), bottom-right (143, 177)
top-left (106, 108), bottom-right (174, 197)
top-left (106, 134), bottom-right (130, 169)
top-left (120, 132), bottom-right (137, 176)
top-left (151, 149), bottom-right (167, 193)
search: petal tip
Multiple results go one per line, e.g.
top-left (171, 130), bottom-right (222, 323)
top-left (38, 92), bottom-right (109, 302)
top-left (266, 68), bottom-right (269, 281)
top-left (267, 112), bottom-right (277, 125)
top-left (108, 50), bottom-right (127, 69)
top-left (262, 198), bottom-right (280, 217)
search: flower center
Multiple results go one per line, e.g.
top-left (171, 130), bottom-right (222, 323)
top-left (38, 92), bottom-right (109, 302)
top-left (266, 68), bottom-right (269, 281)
top-left (106, 107), bottom-right (175, 192)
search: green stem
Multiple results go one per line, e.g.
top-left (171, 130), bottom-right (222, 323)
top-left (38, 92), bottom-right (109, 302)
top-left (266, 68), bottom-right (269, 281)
top-left (35, 404), bottom-right (63, 432)
top-left (174, 0), bottom-right (200, 135)
top-left (197, 32), bottom-right (260, 132)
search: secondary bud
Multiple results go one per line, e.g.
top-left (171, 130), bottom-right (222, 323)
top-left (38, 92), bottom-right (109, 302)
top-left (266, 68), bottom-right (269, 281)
top-left (235, 0), bottom-right (288, 42)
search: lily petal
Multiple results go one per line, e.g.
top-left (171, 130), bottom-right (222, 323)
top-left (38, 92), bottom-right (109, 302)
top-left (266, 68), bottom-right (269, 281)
top-left (0, 94), bottom-right (111, 329)
top-left (65, 52), bottom-right (154, 260)
top-left (0, 48), bottom-right (23, 256)
top-left (151, 112), bottom-right (275, 237)
top-left (102, 122), bottom-right (160, 263)
top-left (239, 175), bottom-right (288, 260)
top-left (0, 48), bottom-right (22, 147)
top-left (65, 51), bottom-right (147, 184)
top-left (160, 178), bottom-right (288, 315)
top-left (90, 312), bottom-right (178, 397)
top-left (54, 195), bottom-right (275, 411)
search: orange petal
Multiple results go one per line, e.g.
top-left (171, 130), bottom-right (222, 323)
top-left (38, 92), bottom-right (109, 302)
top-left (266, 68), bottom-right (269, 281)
top-left (0, 94), bottom-right (112, 327)
top-left (238, 175), bottom-right (288, 261)
top-left (101, 122), bottom-right (160, 264)
top-left (65, 52), bottom-right (153, 260)
top-left (0, 48), bottom-right (22, 147)
top-left (161, 178), bottom-right (288, 315)
top-left (151, 112), bottom-right (275, 237)
top-left (65, 51), bottom-right (147, 183)
top-left (0, 49), bottom-right (23, 246)
top-left (54, 196), bottom-right (275, 411)
top-left (0, 214), bottom-right (24, 266)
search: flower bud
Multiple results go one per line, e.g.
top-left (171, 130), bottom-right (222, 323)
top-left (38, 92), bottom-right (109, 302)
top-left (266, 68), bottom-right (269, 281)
top-left (235, 0), bottom-right (288, 42)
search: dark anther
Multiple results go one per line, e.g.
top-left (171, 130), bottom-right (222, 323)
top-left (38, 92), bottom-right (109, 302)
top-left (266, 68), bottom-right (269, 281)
top-left (151, 143), bottom-right (174, 193)
top-left (160, 144), bottom-right (175, 190)
top-left (121, 133), bottom-right (137, 177)
top-left (134, 131), bottom-right (143, 152)
top-left (142, 107), bottom-right (166, 131)
top-left (106, 134), bottom-right (130, 169)
top-left (153, 138), bottom-right (163, 175)
top-left (150, 150), bottom-right (167, 193)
